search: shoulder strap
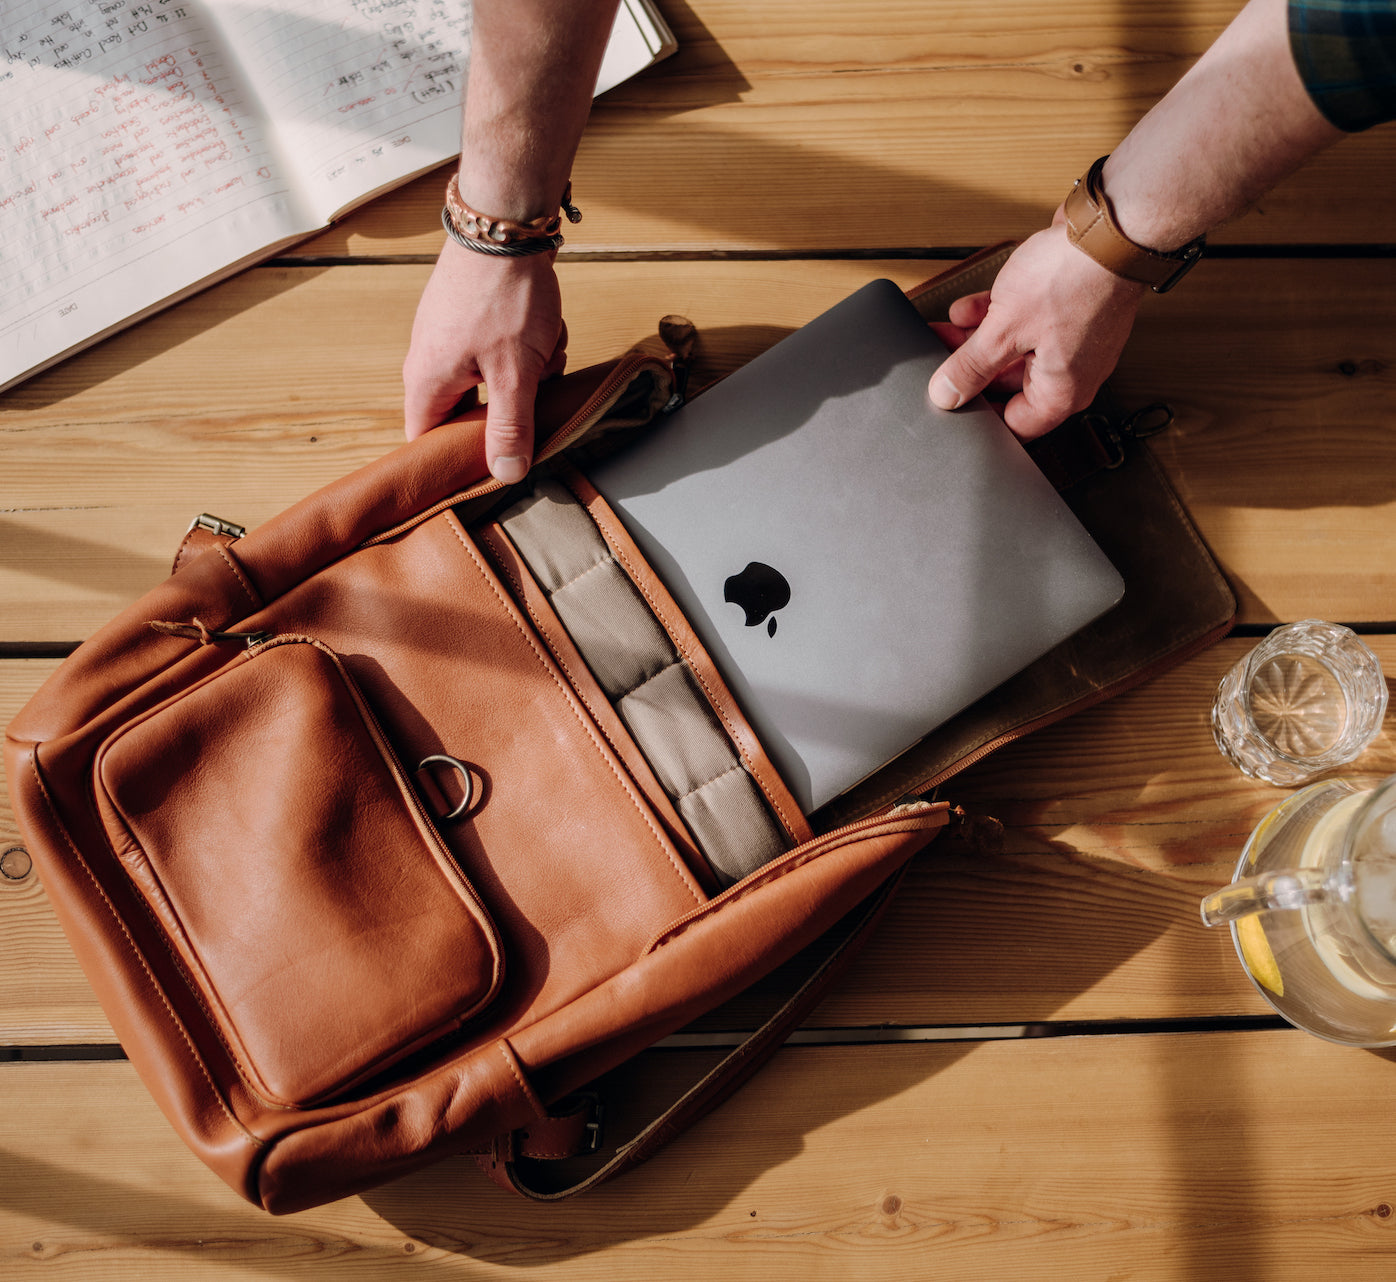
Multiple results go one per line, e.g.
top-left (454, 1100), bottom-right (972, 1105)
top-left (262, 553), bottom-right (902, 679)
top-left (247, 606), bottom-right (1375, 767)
top-left (477, 864), bottom-right (911, 1199)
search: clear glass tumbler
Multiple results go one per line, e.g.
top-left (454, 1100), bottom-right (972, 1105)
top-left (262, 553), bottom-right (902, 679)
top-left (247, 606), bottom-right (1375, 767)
top-left (1211, 619), bottom-right (1388, 787)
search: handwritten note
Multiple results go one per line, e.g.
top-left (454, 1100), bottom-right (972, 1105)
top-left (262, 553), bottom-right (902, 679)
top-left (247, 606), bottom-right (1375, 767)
top-left (0, 0), bottom-right (477, 387)
top-left (1, 0), bottom-right (305, 381)
top-left (0, 0), bottom-right (655, 390)
top-left (217, 0), bottom-right (470, 211)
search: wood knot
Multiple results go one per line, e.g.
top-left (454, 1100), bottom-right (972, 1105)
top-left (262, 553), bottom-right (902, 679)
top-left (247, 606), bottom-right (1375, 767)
top-left (1, 846), bottom-right (32, 882)
top-left (1337, 358), bottom-right (1385, 378)
top-left (881, 1194), bottom-right (903, 1216)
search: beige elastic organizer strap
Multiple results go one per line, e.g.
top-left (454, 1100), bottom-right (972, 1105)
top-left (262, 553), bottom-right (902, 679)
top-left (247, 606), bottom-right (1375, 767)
top-left (498, 477), bottom-right (790, 886)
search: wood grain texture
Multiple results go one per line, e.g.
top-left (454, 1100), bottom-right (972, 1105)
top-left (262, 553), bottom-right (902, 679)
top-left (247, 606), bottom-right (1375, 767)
top-left (9, 637), bottom-right (1396, 1043)
top-left (3, 1035), bottom-right (1395, 1279)
top-left (4, 0), bottom-right (1395, 1273)
top-left (293, 0), bottom-right (1396, 257)
top-left (3, 258), bottom-right (1394, 641)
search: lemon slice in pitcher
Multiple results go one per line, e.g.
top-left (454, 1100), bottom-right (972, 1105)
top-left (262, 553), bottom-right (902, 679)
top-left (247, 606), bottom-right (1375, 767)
top-left (1237, 915), bottom-right (1283, 996)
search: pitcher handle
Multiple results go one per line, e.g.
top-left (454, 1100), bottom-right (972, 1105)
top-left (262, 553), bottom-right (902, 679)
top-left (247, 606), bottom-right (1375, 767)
top-left (1199, 868), bottom-right (1343, 926)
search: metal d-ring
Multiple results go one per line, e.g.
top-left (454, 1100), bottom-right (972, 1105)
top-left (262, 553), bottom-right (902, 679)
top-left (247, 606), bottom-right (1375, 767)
top-left (417, 754), bottom-right (475, 821)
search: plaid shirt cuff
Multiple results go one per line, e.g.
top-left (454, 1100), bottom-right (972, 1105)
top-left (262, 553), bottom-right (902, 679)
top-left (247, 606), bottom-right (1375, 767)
top-left (1289, 0), bottom-right (1396, 130)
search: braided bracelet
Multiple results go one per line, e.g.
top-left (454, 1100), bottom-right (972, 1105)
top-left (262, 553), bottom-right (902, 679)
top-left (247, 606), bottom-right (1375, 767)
top-left (441, 207), bottom-right (563, 256)
top-left (442, 174), bottom-right (581, 256)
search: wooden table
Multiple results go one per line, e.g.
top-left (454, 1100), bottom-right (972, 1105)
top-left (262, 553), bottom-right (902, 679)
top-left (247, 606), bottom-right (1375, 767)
top-left (5, 2), bottom-right (1396, 1276)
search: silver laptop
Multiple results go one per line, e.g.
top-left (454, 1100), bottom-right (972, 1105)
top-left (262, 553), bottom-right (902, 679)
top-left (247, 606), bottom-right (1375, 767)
top-left (589, 278), bottom-right (1125, 811)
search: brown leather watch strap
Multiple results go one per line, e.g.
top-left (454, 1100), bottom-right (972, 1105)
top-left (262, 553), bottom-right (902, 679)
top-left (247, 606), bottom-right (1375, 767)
top-left (1063, 155), bottom-right (1204, 293)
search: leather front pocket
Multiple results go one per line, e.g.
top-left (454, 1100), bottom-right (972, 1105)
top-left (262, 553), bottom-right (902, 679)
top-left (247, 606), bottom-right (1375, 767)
top-left (96, 637), bottom-right (504, 1108)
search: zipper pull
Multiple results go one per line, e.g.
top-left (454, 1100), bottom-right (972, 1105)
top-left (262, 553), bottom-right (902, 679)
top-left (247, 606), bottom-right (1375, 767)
top-left (147, 618), bottom-right (270, 648)
top-left (949, 805), bottom-right (1005, 854)
top-left (658, 314), bottom-right (696, 412)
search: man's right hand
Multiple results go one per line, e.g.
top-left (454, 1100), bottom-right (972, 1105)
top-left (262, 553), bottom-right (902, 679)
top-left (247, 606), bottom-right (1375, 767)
top-left (928, 212), bottom-right (1146, 441)
top-left (401, 238), bottom-right (568, 483)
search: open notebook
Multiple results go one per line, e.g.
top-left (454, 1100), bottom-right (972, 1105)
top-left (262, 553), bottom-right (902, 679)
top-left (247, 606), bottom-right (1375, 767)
top-left (0, 0), bottom-right (675, 392)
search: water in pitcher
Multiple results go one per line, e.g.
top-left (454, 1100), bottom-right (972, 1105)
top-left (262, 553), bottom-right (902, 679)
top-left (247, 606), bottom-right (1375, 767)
top-left (1205, 778), bottom-right (1396, 1046)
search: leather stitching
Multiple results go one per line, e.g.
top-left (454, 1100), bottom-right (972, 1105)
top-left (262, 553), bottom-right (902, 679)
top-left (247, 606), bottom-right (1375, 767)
top-left (476, 525), bottom-right (641, 781)
top-left (26, 752), bottom-right (262, 1147)
top-left (443, 514), bottom-right (705, 907)
top-left (646, 814), bottom-right (940, 953)
top-left (172, 531), bottom-right (200, 576)
top-left (558, 475), bottom-right (805, 842)
top-left (213, 545), bottom-right (261, 612)
top-left (498, 1041), bottom-right (545, 1119)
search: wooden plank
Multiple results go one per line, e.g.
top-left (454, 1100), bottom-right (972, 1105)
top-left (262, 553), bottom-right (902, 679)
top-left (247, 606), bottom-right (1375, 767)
top-left (1116, 258), bottom-right (1396, 626)
top-left (8, 638), bottom-right (1394, 1044)
top-left (3, 257), bottom-right (1395, 641)
top-left (0, 661), bottom-right (114, 1045)
top-left (286, 0), bottom-right (1396, 258)
top-left (3, 1032), bottom-right (1395, 1279)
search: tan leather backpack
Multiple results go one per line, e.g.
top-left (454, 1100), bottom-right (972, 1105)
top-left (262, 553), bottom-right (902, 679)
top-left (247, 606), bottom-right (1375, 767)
top-left (4, 258), bottom-right (1234, 1212)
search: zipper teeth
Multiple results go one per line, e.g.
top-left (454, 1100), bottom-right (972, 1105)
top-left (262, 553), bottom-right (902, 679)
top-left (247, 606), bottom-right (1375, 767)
top-left (361, 355), bottom-right (671, 548)
top-left (646, 803), bottom-right (948, 950)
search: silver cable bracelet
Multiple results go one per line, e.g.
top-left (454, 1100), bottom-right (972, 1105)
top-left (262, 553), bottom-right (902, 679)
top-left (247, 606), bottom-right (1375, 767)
top-left (441, 207), bottom-right (564, 257)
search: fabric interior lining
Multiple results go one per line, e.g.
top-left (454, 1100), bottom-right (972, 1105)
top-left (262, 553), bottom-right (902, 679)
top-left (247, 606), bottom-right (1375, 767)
top-left (498, 478), bottom-right (790, 885)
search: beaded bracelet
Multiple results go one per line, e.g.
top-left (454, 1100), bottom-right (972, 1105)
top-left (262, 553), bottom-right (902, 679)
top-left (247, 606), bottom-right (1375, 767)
top-left (442, 173), bottom-right (581, 257)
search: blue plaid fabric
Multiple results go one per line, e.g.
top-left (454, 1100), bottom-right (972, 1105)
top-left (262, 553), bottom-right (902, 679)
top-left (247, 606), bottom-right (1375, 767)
top-left (1290, 0), bottom-right (1396, 130)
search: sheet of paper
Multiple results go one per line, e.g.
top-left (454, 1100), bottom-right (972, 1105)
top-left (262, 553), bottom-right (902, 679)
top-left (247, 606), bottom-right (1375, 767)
top-left (0, 0), bottom-right (315, 389)
top-left (211, 0), bottom-right (471, 221)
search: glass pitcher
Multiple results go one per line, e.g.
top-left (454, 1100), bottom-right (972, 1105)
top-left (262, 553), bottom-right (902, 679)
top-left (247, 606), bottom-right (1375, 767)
top-left (1200, 775), bottom-right (1396, 1046)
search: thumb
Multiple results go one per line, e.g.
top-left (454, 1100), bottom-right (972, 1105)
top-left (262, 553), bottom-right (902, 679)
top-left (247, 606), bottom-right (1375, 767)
top-left (403, 373), bottom-right (479, 442)
top-left (928, 322), bottom-right (1018, 412)
top-left (482, 373), bottom-right (539, 485)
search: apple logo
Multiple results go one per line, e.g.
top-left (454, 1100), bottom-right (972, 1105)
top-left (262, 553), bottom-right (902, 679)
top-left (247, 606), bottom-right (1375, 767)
top-left (724, 561), bottom-right (791, 637)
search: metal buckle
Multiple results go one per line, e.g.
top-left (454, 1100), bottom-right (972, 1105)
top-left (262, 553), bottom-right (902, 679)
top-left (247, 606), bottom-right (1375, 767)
top-left (581, 1095), bottom-right (605, 1154)
top-left (1151, 238), bottom-right (1205, 294)
top-left (188, 513), bottom-right (247, 540)
top-left (1121, 402), bottom-right (1175, 440)
top-left (555, 1092), bottom-right (606, 1155)
top-left (416, 755), bottom-right (475, 821)
top-left (1090, 402), bottom-right (1175, 470)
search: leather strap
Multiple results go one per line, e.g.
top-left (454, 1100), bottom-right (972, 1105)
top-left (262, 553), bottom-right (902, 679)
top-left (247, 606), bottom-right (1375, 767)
top-left (1026, 398), bottom-right (1175, 492)
top-left (904, 242), bottom-right (1016, 322)
top-left (477, 866), bottom-right (910, 1199)
top-left (1064, 156), bottom-right (1204, 293)
top-left (170, 513), bottom-right (245, 577)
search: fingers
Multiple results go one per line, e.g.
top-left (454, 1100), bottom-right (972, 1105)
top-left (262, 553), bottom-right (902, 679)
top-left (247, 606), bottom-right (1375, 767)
top-left (480, 373), bottom-right (538, 485)
top-left (482, 318), bottom-right (569, 481)
top-left (928, 315), bottom-right (1024, 412)
top-left (402, 370), bottom-right (481, 442)
top-left (946, 291), bottom-right (991, 329)
top-left (400, 245), bottom-right (565, 479)
top-left (1001, 375), bottom-right (1087, 441)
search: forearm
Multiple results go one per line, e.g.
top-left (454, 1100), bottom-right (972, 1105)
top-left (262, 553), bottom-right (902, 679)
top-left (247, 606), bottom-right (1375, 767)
top-left (460, 0), bottom-right (621, 220)
top-left (1102, 0), bottom-right (1343, 251)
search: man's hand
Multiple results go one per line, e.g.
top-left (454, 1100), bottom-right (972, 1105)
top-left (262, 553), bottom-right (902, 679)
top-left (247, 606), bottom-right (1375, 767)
top-left (928, 211), bottom-right (1146, 440)
top-left (402, 241), bottom-right (567, 483)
